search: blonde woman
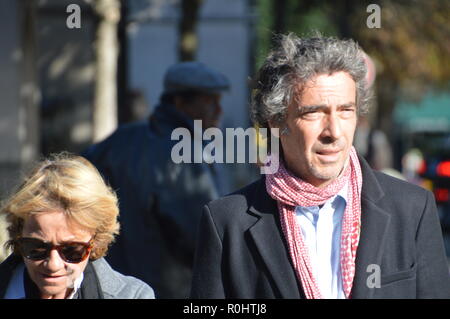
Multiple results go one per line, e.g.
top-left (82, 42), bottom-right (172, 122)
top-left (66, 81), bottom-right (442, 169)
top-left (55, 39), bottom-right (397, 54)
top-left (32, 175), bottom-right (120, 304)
top-left (0, 153), bottom-right (154, 299)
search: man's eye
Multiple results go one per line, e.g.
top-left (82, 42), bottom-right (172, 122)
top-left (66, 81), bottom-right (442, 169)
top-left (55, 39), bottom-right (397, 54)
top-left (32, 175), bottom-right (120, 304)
top-left (342, 108), bottom-right (355, 114)
top-left (300, 110), bottom-right (321, 119)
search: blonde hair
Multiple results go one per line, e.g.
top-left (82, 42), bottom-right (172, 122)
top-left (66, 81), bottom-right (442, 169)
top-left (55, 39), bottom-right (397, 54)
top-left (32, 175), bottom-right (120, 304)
top-left (1, 152), bottom-right (120, 260)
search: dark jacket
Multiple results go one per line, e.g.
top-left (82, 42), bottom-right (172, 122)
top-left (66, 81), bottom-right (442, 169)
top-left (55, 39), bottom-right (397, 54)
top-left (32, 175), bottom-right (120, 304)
top-left (190, 156), bottom-right (450, 298)
top-left (84, 103), bottom-right (228, 298)
top-left (0, 255), bottom-right (154, 299)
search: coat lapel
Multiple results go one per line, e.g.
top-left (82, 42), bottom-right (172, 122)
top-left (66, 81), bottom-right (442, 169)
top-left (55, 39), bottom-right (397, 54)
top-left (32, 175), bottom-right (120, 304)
top-left (0, 254), bottom-right (22, 298)
top-left (247, 178), bottom-right (303, 298)
top-left (351, 156), bottom-right (391, 298)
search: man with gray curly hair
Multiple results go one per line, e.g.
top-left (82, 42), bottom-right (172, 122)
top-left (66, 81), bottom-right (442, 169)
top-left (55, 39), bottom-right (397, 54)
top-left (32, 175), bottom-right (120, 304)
top-left (190, 33), bottom-right (450, 299)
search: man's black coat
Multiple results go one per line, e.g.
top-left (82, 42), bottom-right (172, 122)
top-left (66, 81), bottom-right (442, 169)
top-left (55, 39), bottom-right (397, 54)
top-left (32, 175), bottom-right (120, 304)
top-left (190, 157), bottom-right (450, 298)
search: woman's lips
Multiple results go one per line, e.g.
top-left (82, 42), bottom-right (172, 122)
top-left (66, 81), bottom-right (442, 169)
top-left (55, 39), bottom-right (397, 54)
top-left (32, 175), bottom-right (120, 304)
top-left (41, 273), bottom-right (66, 282)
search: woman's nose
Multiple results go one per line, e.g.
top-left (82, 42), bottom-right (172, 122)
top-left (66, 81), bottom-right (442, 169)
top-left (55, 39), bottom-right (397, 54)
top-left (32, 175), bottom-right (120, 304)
top-left (45, 249), bottom-right (65, 271)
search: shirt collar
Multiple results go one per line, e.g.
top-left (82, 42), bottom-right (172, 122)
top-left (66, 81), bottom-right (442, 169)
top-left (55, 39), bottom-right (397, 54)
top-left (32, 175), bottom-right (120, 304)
top-left (67, 272), bottom-right (84, 299)
top-left (335, 181), bottom-right (349, 205)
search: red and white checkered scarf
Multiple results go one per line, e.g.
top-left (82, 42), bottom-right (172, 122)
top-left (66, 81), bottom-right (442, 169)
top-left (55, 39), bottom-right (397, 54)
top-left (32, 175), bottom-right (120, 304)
top-left (265, 146), bottom-right (362, 299)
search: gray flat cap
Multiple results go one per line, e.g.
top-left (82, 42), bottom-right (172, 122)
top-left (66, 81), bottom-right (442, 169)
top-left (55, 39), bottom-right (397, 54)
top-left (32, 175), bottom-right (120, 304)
top-left (163, 61), bottom-right (230, 94)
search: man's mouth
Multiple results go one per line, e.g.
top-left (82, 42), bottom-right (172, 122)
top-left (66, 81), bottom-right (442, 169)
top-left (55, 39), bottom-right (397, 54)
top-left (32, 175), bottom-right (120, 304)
top-left (317, 149), bottom-right (341, 154)
top-left (316, 149), bottom-right (341, 162)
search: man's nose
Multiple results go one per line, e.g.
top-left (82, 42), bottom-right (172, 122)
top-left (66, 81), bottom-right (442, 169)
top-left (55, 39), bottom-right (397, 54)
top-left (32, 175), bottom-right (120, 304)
top-left (321, 113), bottom-right (342, 141)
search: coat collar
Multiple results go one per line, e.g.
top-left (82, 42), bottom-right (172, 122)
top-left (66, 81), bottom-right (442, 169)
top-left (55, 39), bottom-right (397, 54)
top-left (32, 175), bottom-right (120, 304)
top-left (148, 102), bottom-right (195, 136)
top-left (248, 178), bottom-right (303, 298)
top-left (0, 254), bottom-right (23, 298)
top-left (247, 155), bottom-right (391, 299)
top-left (91, 257), bottom-right (128, 297)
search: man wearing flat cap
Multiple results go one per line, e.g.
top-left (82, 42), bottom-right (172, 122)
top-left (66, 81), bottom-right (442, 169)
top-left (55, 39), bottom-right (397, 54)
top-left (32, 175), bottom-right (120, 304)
top-left (84, 62), bottom-right (230, 298)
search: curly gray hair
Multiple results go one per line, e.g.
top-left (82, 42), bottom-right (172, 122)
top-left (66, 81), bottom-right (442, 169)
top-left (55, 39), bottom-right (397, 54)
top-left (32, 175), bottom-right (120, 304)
top-left (251, 32), bottom-right (372, 129)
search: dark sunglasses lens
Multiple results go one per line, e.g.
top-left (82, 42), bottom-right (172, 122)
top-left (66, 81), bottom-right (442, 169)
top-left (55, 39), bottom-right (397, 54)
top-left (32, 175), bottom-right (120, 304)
top-left (17, 238), bottom-right (90, 263)
top-left (18, 238), bottom-right (50, 260)
top-left (59, 244), bottom-right (89, 263)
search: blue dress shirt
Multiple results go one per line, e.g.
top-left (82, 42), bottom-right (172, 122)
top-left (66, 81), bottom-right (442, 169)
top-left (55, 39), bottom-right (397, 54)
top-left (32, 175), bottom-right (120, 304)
top-left (295, 183), bottom-right (348, 299)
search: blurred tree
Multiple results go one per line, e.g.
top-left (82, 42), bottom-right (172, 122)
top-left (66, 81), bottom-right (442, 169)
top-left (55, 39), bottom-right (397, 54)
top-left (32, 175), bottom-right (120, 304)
top-left (272, 0), bottom-right (287, 36)
top-left (255, 0), bottom-right (272, 68)
top-left (117, 0), bottom-right (130, 124)
top-left (92, 0), bottom-right (121, 142)
top-left (256, 0), bottom-right (450, 136)
top-left (349, 0), bottom-right (450, 133)
top-left (178, 0), bottom-right (203, 61)
top-left (256, 0), bottom-right (334, 68)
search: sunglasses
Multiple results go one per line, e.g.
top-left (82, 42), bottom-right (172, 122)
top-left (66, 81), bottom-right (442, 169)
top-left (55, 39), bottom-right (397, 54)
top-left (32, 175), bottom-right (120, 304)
top-left (15, 237), bottom-right (94, 264)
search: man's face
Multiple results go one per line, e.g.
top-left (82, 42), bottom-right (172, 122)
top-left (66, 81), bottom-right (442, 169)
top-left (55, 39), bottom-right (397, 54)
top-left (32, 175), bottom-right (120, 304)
top-left (179, 93), bottom-right (223, 129)
top-left (275, 71), bottom-right (357, 187)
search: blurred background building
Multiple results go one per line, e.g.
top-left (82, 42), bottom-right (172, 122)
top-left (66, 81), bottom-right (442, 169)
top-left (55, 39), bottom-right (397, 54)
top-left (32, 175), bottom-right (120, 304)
top-left (0, 0), bottom-right (449, 261)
